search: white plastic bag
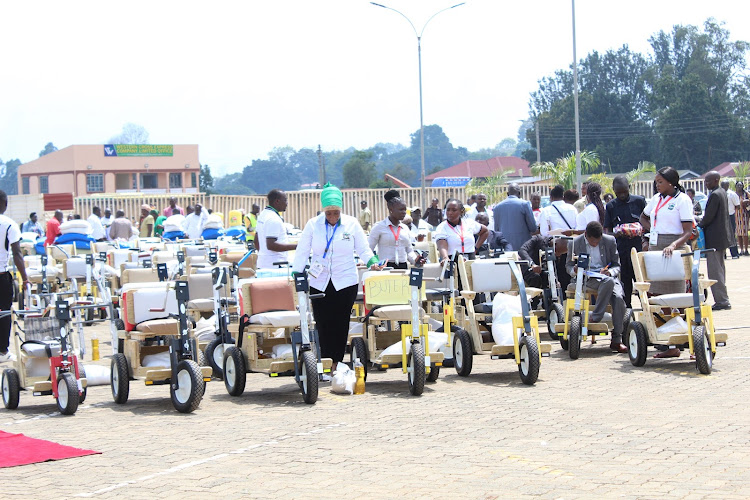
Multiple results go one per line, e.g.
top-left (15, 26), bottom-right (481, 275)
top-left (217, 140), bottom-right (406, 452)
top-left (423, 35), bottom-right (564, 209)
top-left (331, 363), bottom-right (356, 395)
top-left (657, 316), bottom-right (688, 335)
top-left (82, 364), bottom-right (111, 386)
top-left (271, 344), bottom-right (293, 359)
top-left (491, 293), bottom-right (523, 346)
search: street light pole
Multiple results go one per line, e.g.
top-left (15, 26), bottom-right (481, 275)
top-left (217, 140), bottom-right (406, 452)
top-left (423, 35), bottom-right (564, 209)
top-left (370, 2), bottom-right (466, 209)
top-left (571, 0), bottom-right (582, 191)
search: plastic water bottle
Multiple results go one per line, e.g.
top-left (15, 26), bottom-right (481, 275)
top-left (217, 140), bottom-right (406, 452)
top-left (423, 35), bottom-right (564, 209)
top-left (91, 337), bottom-right (100, 361)
top-left (354, 360), bottom-right (365, 395)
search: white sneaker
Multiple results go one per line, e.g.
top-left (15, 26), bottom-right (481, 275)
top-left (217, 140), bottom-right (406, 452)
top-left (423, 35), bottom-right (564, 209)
top-left (0, 352), bottom-right (16, 363)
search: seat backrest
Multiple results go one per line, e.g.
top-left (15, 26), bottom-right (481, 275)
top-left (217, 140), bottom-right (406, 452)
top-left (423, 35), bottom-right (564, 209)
top-left (63, 257), bottom-right (88, 280)
top-left (121, 267), bottom-right (159, 286)
top-left (468, 258), bottom-right (514, 293)
top-left (126, 285), bottom-right (177, 325)
top-left (152, 250), bottom-right (176, 264)
top-left (183, 245), bottom-right (207, 257)
top-left (187, 273), bottom-right (214, 300)
top-left (640, 251), bottom-right (688, 282)
top-left (245, 278), bottom-right (294, 315)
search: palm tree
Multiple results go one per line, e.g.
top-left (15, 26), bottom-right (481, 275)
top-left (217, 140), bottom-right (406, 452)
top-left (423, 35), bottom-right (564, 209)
top-left (466, 168), bottom-right (513, 205)
top-left (531, 151), bottom-right (600, 190)
top-left (733, 161), bottom-right (750, 185)
top-left (626, 161), bottom-right (657, 184)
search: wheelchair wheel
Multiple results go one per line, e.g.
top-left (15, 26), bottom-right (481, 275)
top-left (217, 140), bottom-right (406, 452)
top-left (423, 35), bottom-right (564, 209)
top-left (206, 337), bottom-right (235, 380)
top-left (349, 336), bottom-right (369, 380)
top-left (111, 353), bottom-right (130, 404)
top-left (300, 350), bottom-right (319, 404)
top-left (518, 335), bottom-right (540, 385)
top-left (627, 321), bottom-right (648, 367)
top-left (78, 365), bottom-right (87, 404)
top-left (693, 325), bottom-right (713, 375)
top-left (568, 316), bottom-right (582, 360)
top-left (407, 342), bottom-right (425, 396)
top-left (452, 328), bottom-right (473, 377)
top-left (223, 346), bottom-right (246, 397)
top-left (426, 364), bottom-right (440, 382)
top-left (2, 369), bottom-right (20, 410)
top-left (56, 372), bottom-right (80, 415)
top-left (170, 360), bottom-right (204, 413)
top-left (546, 303), bottom-right (564, 340)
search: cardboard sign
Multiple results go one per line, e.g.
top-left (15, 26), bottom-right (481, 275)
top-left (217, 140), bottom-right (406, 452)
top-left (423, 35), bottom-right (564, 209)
top-left (364, 274), bottom-right (424, 306)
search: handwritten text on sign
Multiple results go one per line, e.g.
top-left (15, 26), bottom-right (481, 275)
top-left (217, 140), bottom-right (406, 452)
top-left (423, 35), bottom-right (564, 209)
top-left (365, 274), bottom-right (424, 305)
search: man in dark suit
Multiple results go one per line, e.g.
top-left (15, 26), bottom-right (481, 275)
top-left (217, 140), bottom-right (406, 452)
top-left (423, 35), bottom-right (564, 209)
top-left (566, 221), bottom-right (628, 353)
top-left (699, 171), bottom-right (732, 310)
top-left (493, 183), bottom-right (537, 250)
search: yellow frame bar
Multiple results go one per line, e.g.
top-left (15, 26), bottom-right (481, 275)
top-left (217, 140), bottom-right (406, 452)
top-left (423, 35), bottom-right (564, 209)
top-left (511, 316), bottom-right (542, 365)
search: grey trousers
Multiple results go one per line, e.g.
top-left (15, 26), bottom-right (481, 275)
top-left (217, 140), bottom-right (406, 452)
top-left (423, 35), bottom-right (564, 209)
top-left (585, 276), bottom-right (626, 341)
top-left (706, 250), bottom-right (730, 306)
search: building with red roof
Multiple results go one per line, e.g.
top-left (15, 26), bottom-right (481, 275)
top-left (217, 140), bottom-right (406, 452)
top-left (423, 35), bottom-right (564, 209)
top-left (425, 156), bottom-right (531, 181)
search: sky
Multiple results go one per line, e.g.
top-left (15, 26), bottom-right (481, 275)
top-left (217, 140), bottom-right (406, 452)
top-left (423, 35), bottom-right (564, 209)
top-left (1, 0), bottom-right (749, 178)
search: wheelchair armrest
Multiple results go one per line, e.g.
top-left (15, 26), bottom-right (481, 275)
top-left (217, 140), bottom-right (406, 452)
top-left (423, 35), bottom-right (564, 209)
top-left (699, 278), bottom-right (717, 289)
top-left (460, 290), bottom-right (476, 300)
top-left (633, 282), bottom-right (651, 293)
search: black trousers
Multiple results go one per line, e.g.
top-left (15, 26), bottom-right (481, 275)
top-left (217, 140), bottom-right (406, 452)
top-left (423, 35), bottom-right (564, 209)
top-left (556, 254), bottom-right (571, 294)
top-left (0, 272), bottom-right (13, 353)
top-left (617, 237), bottom-right (642, 308)
top-left (311, 282), bottom-right (358, 363)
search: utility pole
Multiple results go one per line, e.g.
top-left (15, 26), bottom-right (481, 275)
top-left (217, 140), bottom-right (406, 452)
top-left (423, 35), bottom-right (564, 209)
top-left (535, 120), bottom-right (541, 163)
top-left (317, 145), bottom-right (326, 188)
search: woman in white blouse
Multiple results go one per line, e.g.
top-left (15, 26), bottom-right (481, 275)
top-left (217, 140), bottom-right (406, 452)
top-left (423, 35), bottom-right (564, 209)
top-left (434, 198), bottom-right (488, 262)
top-left (292, 184), bottom-right (383, 372)
top-left (575, 182), bottom-right (606, 232)
top-left (639, 167), bottom-right (695, 358)
top-left (368, 190), bottom-right (425, 270)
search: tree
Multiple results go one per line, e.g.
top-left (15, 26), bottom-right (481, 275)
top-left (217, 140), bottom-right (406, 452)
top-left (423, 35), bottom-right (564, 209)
top-left (531, 151), bottom-right (601, 190)
top-left (199, 164), bottom-right (214, 194)
top-left (465, 169), bottom-right (513, 205)
top-left (39, 142), bottom-right (58, 157)
top-left (108, 123), bottom-right (149, 144)
top-left (0, 158), bottom-right (21, 195)
top-left (213, 172), bottom-right (255, 195)
top-left (241, 158), bottom-right (300, 194)
top-left (343, 151), bottom-right (376, 188)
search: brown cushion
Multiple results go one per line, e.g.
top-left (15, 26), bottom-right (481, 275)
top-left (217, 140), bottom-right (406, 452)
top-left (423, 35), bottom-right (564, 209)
top-left (188, 298), bottom-right (215, 312)
top-left (187, 274), bottom-right (213, 299)
top-left (248, 279), bottom-right (294, 315)
top-left (135, 319), bottom-right (179, 336)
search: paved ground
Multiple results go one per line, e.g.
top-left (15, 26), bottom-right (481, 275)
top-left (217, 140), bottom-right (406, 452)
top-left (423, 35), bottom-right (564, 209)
top-left (2, 256), bottom-right (750, 499)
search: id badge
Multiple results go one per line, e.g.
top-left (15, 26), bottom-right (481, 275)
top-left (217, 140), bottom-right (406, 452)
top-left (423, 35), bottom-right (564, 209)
top-left (649, 230), bottom-right (658, 246)
top-left (309, 260), bottom-right (324, 278)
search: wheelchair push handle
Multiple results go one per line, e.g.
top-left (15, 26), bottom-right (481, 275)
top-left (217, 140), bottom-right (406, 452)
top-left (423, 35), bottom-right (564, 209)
top-left (681, 248), bottom-right (715, 258)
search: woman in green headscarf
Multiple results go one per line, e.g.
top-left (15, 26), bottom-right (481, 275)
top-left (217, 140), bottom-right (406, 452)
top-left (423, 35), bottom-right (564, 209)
top-left (292, 183), bottom-right (383, 375)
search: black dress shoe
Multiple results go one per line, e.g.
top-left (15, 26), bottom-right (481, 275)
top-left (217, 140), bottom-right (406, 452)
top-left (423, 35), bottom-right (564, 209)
top-left (712, 303), bottom-right (731, 311)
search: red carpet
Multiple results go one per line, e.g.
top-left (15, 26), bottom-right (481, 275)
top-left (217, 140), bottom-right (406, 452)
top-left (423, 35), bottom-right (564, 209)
top-left (0, 430), bottom-right (100, 467)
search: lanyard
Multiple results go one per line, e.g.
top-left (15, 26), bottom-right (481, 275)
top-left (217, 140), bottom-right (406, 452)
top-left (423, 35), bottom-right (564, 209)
top-left (448, 221), bottom-right (466, 253)
top-left (265, 206), bottom-right (283, 222)
top-left (653, 195), bottom-right (673, 227)
top-left (323, 221), bottom-right (339, 259)
top-left (388, 223), bottom-right (402, 265)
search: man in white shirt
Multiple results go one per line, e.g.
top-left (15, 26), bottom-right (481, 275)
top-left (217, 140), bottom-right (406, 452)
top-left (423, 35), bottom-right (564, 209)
top-left (538, 185), bottom-right (578, 291)
top-left (0, 190), bottom-right (29, 362)
top-left (182, 203), bottom-right (208, 240)
top-left (723, 180), bottom-right (740, 259)
top-left (466, 193), bottom-right (493, 227)
top-left (87, 206), bottom-right (106, 241)
top-left (408, 208), bottom-right (431, 242)
top-left (256, 189), bottom-right (297, 269)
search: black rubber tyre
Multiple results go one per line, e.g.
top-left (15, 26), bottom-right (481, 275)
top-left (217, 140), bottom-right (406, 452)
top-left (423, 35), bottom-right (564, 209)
top-left (205, 337), bottom-right (235, 380)
top-left (114, 318), bottom-right (125, 331)
top-left (2, 369), bottom-right (20, 410)
top-left (426, 364), bottom-right (440, 382)
top-left (518, 335), bottom-right (540, 385)
top-left (568, 316), bottom-right (582, 359)
top-left (349, 337), bottom-right (369, 381)
top-left (623, 308), bottom-right (634, 333)
top-left (223, 346), bottom-right (246, 397)
top-left (56, 372), bottom-right (79, 415)
top-left (408, 342), bottom-right (426, 396)
top-left (300, 350), bottom-right (319, 404)
top-left (84, 308), bottom-right (95, 327)
top-left (627, 321), bottom-right (648, 367)
top-left (78, 365), bottom-right (87, 404)
top-left (546, 303), bottom-right (565, 340)
top-left (693, 325), bottom-right (713, 375)
top-left (170, 360), bottom-right (204, 413)
top-left (197, 348), bottom-right (208, 368)
top-left (111, 353), bottom-right (130, 404)
top-left (435, 324), bottom-right (461, 367)
top-left (452, 328), bottom-right (473, 377)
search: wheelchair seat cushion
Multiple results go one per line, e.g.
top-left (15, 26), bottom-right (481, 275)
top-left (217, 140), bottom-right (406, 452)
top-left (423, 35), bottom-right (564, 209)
top-left (21, 340), bottom-right (61, 358)
top-left (188, 298), bottom-right (215, 312)
top-left (249, 311), bottom-right (300, 327)
top-left (135, 318), bottom-right (179, 336)
top-left (648, 293), bottom-right (694, 309)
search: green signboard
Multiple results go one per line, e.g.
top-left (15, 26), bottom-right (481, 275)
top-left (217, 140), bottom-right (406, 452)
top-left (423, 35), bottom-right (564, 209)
top-left (104, 144), bottom-right (173, 157)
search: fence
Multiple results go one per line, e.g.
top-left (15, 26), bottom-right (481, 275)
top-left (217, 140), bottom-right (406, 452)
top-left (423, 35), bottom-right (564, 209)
top-left (61, 178), bottom-right (711, 229)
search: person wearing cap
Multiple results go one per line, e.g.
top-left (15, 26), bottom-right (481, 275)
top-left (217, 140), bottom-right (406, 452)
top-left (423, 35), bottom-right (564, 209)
top-left (139, 204), bottom-right (154, 237)
top-left (358, 200), bottom-right (371, 232)
top-left (292, 183), bottom-right (384, 374)
top-left (407, 206), bottom-right (431, 242)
